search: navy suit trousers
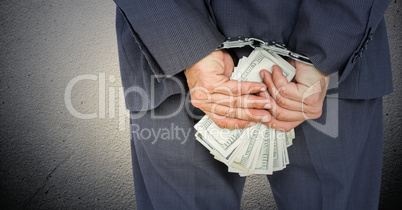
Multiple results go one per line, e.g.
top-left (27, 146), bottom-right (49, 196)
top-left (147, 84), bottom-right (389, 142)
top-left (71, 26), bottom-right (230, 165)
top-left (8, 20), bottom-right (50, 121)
top-left (129, 94), bottom-right (383, 210)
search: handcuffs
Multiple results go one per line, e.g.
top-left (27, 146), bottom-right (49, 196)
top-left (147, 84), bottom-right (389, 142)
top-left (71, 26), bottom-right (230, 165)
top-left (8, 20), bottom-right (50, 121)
top-left (216, 37), bottom-right (313, 66)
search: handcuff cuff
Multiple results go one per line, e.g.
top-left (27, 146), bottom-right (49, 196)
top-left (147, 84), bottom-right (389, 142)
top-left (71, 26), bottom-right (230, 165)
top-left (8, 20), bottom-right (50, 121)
top-left (216, 37), bottom-right (313, 66)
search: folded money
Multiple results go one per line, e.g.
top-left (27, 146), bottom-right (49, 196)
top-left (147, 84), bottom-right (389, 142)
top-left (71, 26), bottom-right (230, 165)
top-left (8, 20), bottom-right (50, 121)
top-left (194, 48), bottom-right (296, 176)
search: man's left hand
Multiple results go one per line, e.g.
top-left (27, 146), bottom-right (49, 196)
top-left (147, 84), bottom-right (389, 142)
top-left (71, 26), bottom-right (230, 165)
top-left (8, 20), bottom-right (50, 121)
top-left (259, 60), bottom-right (330, 132)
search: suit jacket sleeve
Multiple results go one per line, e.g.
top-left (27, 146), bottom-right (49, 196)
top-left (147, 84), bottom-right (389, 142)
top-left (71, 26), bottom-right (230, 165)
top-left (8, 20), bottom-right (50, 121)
top-left (114, 0), bottom-right (224, 80)
top-left (288, 0), bottom-right (390, 82)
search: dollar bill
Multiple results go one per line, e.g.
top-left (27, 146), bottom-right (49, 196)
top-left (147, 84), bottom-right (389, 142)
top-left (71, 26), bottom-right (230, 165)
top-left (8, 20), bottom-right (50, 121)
top-left (194, 48), bottom-right (296, 176)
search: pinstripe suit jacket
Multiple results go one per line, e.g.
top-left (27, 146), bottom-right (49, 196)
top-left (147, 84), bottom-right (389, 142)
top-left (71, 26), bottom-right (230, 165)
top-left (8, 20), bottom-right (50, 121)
top-left (114, 0), bottom-right (393, 111)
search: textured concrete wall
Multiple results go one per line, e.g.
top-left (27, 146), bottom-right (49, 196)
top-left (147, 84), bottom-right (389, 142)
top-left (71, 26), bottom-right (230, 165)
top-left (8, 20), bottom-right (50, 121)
top-left (380, 0), bottom-right (402, 208)
top-left (0, 0), bottom-right (400, 209)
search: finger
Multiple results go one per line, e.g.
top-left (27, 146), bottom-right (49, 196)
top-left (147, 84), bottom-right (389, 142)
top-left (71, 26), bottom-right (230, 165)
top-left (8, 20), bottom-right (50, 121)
top-left (267, 96), bottom-right (323, 121)
top-left (271, 65), bottom-right (290, 89)
top-left (271, 67), bottom-right (304, 101)
top-left (272, 65), bottom-right (330, 104)
top-left (271, 72), bottom-right (327, 110)
top-left (256, 89), bottom-right (273, 100)
top-left (261, 66), bottom-right (328, 117)
top-left (262, 68), bottom-right (314, 111)
top-left (258, 85), bottom-right (305, 112)
top-left (270, 100), bottom-right (306, 121)
top-left (257, 89), bottom-right (323, 120)
top-left (190, 91), bottom-right (272, 110)
top-left (189, 86), bottom-right (213, 108)
top-left (269, 87), bottom-right (323, 113)
top-left (260, 69), bottom-right (301, 109)
top-left (198, 103), bottom-right (272, 123)
top-left (209, 93), bottom-right (271, 109)
top-left (214, 80), bottom-right (266, 96)
top-left (260, 69), bottom-right (284, 101)
top-left (262, 118), bottom-right (304, 132)
top-left (205, 111), bottom-right (257, 129)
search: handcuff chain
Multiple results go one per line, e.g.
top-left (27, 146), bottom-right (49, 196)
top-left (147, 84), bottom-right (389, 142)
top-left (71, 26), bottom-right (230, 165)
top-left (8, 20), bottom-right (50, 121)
top-left (217, 37), bottom-right (313, 65)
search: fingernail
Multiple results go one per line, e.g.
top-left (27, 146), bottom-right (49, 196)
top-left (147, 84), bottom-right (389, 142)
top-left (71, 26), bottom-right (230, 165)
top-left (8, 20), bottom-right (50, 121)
top-left (260, 71), bottom-right (264, 79)
top-left (262, 116), bottom-right (270, 123)
top-left (260, 87), bottom-right (266, 92)
top-left (264, 103), bottom-right (271, 109)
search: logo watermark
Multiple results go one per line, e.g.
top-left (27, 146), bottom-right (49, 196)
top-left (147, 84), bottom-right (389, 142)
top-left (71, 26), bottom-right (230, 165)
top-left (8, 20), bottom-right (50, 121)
top-left (64, 73), bottom-right (339, 138)
top-left (131, 123), bottom-right (192, 144)
top-left (64, 73), bottom-right (130, 131)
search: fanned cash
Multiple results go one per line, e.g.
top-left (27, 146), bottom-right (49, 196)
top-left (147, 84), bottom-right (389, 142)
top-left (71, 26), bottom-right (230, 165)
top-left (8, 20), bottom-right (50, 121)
top-left (194, 48), bottom-right (296, 176)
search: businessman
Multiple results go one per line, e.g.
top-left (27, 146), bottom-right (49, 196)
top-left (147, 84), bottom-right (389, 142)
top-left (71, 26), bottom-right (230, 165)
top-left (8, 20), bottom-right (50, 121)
top-left (114, 0), bottom-right (393, 209)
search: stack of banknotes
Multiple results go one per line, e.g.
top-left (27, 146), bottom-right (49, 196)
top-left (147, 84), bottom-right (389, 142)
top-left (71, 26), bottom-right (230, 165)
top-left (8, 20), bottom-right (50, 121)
top-left (194, 48), bottom-right (296, 176)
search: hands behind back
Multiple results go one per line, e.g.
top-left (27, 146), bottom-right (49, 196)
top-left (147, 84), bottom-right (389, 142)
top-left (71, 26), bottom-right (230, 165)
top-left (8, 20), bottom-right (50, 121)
top-left (184, 50), bottom-right (329, 131)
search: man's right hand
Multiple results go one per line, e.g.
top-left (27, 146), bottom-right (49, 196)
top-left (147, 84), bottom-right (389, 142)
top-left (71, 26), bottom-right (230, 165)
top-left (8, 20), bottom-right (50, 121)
top-left (184, 50), bottom-right (272, 129)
